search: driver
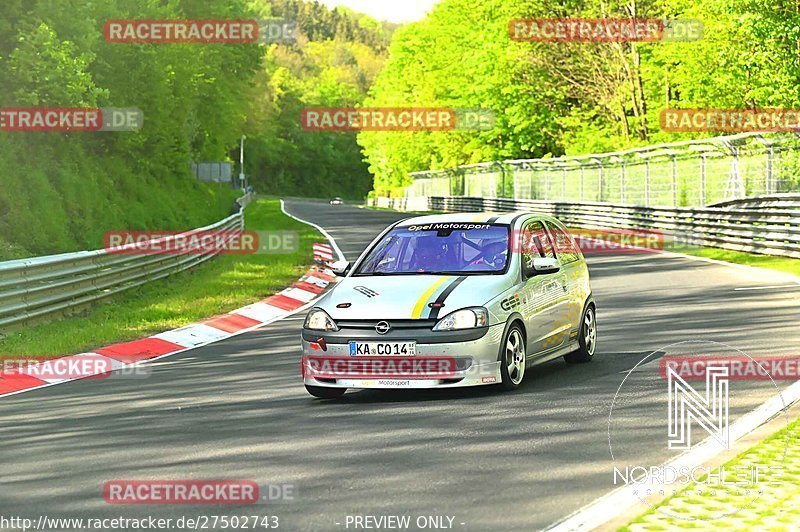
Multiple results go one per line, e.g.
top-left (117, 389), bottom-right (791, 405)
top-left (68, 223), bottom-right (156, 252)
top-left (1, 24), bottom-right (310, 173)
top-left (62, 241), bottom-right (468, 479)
top-left (412, 235), bottom-right (458, 271)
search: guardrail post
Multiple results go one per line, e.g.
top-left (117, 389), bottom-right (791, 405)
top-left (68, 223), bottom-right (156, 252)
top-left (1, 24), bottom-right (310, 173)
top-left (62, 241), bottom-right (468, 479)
top-left (22, 260), bottom-right (30, 319)
top-left (645, 160), bottom-right (650, 207)
top-left (579, 164), bottom-right (585, 201)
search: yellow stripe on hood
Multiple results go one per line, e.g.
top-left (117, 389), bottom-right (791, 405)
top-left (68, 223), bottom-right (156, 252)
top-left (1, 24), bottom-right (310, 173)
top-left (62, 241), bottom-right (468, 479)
top-left (412, 276), bottom-right (450, 318)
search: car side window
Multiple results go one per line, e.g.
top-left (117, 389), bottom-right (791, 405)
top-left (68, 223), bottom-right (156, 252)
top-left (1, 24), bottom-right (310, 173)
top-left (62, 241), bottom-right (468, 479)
top-left (547, 223), bottom-right (581, 265)
top-left (520, 220), bottom-right (555, 272)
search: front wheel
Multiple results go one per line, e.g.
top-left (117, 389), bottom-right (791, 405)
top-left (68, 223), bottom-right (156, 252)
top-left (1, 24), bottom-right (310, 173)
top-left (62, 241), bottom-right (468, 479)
top-left (500, 324), bottom-right (527, 390)
top-left (565, 304), bottom-right (596, 364)
top-left (305, 385), bottom-right (347, 399)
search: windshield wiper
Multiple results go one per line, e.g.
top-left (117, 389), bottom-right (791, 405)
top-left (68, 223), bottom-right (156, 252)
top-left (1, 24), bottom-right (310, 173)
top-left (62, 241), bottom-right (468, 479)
top-left (354, 270), bottom-right (495, 276)
top-left (352, 271), bottom-right (416, 277)
top-left (418, 271), bottom-right (481, 275)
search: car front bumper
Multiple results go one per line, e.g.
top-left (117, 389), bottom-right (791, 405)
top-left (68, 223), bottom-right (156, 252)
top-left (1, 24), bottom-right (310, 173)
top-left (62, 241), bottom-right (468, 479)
top-left (300, 323), bottom-right (505, 389)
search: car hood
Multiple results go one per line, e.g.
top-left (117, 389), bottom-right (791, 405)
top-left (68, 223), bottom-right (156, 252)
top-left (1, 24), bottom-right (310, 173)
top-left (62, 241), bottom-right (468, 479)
top-left (320, 274), bottom-right (514, 320)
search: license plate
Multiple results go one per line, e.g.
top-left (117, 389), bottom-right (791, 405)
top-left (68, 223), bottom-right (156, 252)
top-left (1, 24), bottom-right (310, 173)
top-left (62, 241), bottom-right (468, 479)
top-left (349, 341), bottom-right (417, 356)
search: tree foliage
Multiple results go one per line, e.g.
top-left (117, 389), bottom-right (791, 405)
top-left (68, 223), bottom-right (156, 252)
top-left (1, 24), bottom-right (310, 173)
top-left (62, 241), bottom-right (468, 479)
top-left (241, 0), bottom-right (390, 198)
top-left (0, 0), bottom-right (389, 258)
top-left (362, 0), bottom-right (800, 190)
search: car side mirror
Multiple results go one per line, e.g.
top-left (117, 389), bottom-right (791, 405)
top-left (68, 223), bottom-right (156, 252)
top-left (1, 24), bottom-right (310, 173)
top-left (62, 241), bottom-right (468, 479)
top-left (525, 257), bottom-right (560, 277)
top-left (329, 260), bottom-right (351, 277)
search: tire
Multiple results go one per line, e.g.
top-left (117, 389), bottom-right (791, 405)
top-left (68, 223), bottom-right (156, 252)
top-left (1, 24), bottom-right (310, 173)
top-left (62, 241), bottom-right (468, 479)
top-left (564, 304), bottom-right (597, 364)
top-left (499, 324), bottom-right (527, 390)
top-left (305, 385), bottom-right (347, 399)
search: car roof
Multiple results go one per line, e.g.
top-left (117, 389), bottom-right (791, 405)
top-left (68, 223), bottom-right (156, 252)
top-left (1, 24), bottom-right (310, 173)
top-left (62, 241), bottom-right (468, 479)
top-left (396, 211), bottom-right (549, 227)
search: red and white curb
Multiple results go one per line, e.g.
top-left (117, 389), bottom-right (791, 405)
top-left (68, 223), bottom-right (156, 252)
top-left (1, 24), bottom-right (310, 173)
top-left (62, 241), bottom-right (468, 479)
top-left (314, 243), bottom-right (335, 263)
top-left (0, 229), bottom-right (340, 399)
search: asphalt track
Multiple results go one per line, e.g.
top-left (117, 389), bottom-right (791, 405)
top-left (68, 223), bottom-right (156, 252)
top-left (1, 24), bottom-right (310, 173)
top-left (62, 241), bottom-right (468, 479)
top-left (1, 199), bottom-right (799, 531)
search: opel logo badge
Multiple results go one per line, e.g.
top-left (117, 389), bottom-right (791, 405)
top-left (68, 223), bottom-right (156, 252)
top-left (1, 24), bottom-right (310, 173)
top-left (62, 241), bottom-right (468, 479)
top-left (375, 321), bottom-right (391, 335)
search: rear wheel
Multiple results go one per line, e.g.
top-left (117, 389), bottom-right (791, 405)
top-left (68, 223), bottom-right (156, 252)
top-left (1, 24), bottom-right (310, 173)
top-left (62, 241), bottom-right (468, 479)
top-left (305, 385), bottom-right (347, 399)
top-left (500, 325), bottom-right (526, 390)
top-left (565, 304), bottom-right (596, 364)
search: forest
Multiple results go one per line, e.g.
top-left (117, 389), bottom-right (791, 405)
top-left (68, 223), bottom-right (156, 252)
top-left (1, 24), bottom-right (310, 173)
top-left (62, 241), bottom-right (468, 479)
top-left (360, 0), bottom-right (800, 194)
top-left (2, 0), bottom-right (798, 256)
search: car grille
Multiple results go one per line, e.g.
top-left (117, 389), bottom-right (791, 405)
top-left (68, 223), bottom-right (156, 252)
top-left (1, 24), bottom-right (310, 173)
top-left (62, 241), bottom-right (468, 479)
top-left (335, 319), bottom-right (437, 332)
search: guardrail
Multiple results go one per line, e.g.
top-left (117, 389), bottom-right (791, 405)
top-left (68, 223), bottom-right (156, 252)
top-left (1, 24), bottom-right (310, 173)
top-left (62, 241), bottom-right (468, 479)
top-left (370, 194), bottom-right (800, 259)
top-left (0, 193), bottom-right (254, 332)
top-left (405, 132), bottom-right (800, 207)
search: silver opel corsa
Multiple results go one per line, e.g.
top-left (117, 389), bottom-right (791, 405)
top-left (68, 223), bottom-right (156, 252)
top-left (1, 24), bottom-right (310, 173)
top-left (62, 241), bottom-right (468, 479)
top-left (301, 212), bottom-right (596, 398)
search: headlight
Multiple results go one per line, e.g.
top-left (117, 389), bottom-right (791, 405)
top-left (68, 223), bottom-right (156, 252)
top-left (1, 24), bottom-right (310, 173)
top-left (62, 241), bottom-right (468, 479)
top-left (304, 308), bottom-right (338, 331)
top-left (432, 307), bottom-right (488, 331)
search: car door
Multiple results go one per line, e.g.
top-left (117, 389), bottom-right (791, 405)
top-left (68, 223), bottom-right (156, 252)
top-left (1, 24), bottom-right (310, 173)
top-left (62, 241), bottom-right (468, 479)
top-left (518, 219), bottom-right (563, 357)
top-left (544, 221), bottom-right (584, 348)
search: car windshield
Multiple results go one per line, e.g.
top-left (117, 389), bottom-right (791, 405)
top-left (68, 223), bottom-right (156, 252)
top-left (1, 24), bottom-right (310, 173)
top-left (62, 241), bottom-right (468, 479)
top-left (355, 223), bottom-right (510, 276)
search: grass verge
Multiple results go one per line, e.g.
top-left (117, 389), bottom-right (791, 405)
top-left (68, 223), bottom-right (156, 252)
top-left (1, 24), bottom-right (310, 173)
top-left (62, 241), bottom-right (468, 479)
top-left (669, 246), bottom-right (800, 278)
top-left (0, 199), bottom-right (321, 358)
top-left (621, 416), bottom-right (800, 530)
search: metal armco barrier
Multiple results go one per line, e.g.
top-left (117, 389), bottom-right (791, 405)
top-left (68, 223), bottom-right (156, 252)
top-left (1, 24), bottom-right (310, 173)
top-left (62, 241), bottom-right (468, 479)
top-left (0, 193), bottom-right (254, 332)
top-left (370, 194), bottom-right (800, 258)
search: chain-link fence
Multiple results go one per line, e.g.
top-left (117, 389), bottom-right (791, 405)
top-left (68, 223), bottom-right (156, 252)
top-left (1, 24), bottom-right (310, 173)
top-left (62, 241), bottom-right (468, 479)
top-left (406, 133), bottom-right (800, 207)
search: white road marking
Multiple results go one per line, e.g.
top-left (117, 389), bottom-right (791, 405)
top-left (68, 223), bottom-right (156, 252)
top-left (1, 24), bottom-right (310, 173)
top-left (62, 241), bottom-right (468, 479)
top-left (734, 284), bottom-right (800, 291)
top-left (280, 199), bottom-right (346, 262)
